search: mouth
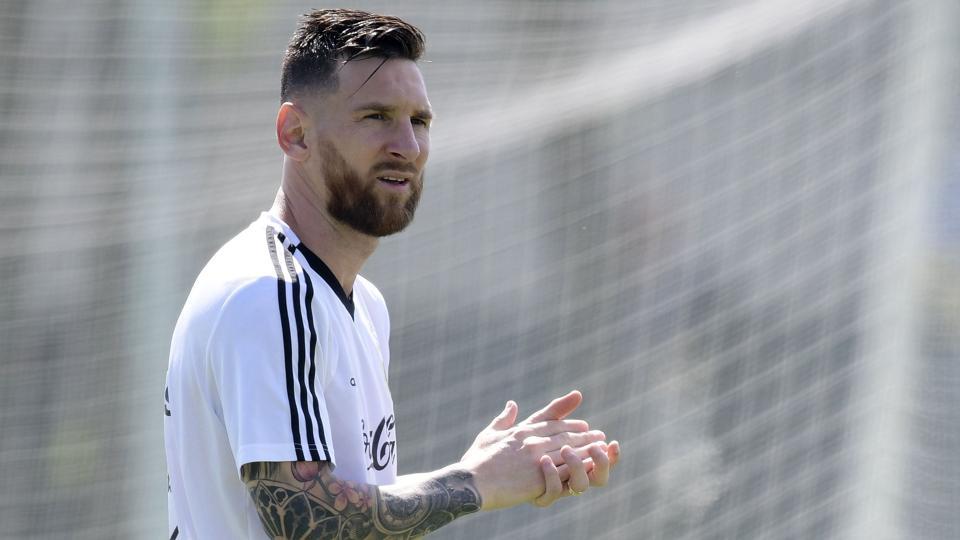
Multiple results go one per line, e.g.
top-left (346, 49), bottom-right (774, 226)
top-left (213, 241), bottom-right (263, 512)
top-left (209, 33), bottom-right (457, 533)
top-left (377, 175), bottom-right (410, 188)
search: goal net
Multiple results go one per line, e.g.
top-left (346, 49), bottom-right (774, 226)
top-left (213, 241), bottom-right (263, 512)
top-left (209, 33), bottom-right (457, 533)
top-left (0, 0), bottom-right (957, 538)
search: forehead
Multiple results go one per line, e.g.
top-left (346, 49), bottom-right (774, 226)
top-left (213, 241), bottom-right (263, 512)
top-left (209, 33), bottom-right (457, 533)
top-left (334, 57), bottom-right (430, 111)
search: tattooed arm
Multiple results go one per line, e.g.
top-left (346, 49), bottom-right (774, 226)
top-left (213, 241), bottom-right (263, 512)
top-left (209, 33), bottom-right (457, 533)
top-left (241, 461), bottom-right (480, 539)
top-left (242, 391), bottom-right (619, 539)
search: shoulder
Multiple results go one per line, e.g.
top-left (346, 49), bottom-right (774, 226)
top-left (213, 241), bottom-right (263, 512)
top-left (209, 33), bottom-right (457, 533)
top-left (354, 275), bottom-right (386, 308)
top-left (174, 222), bottom-right (290, 350)
top-left (354, 275), bottom-right (388, 321)
top-left (353, 275), bottom-right (390, 338)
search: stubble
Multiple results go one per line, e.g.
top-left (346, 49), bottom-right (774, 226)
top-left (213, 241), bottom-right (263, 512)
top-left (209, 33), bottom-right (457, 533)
top-left (318, 140), bottom-right (422, 237)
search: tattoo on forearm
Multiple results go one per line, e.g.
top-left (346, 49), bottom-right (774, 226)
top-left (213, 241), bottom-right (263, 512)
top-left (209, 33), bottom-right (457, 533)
top-left (241, 462), bottom-right (481, 539)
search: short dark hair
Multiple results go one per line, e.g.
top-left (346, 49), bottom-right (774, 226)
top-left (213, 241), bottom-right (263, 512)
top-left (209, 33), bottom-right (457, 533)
top-left (280, 9), bottom-right (426, 102)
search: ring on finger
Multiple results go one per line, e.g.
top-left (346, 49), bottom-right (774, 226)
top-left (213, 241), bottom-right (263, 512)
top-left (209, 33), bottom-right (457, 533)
top-left (567, 485), bottom-right (583, 496)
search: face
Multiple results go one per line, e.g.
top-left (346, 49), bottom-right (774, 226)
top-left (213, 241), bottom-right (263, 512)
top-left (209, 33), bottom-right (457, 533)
top-left (302, 57), bottom-right (432, 237)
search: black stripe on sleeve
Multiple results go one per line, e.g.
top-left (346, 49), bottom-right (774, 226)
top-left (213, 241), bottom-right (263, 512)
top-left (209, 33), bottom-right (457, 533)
top-left (266, 226), bottom-right (305, 462)
top-left (281, 245), bottom-right (322, 461)
top-left (301, 270), bottom-right (330, 457)
top-left (170, 526), bottom-right (179, 540)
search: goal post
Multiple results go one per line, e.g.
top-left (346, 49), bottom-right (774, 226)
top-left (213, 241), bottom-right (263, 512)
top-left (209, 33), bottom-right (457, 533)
top-left (846, 1), bottom-right (959, 538)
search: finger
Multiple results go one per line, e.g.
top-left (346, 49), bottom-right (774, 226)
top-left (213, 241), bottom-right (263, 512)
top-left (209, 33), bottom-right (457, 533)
top-left (556, 462), bottom-right (570, 484)
top-left (533, 455), bottom-right (564, 508)
top-left (532, 431), bottom-right (606, 457)
top-left (607, 440), bottom-right (621, 468)
top-left (587, 443), bottom-right (610, 487)
top-left (561, 445), bottom-right (590, 494)
top-left (488, 400), bottom-right (518, 430)
top-left (555, 456), bottom-right (595, 481)
top-left (520, 419), bottom-right (590, 437)
top-left (526, 390), bottom-right (582, 423)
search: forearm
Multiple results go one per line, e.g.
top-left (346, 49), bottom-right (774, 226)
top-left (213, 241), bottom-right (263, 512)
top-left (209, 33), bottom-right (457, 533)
top-left (241, 461), bottom-right (481, 539)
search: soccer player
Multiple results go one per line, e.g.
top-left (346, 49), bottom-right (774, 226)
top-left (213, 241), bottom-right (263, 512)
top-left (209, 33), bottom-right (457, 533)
top-left (164, 9), bottom-right (620, 539)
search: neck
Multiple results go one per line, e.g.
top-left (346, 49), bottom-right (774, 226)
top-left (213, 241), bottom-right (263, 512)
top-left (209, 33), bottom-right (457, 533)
top-left (271, 177), bottom-right (378, 296)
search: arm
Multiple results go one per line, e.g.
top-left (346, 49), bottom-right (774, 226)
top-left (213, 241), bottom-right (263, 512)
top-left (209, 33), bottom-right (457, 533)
top-left (243, 391), bottom-right (619, 539)
top-left (241, 460), bottom-right (480, 539)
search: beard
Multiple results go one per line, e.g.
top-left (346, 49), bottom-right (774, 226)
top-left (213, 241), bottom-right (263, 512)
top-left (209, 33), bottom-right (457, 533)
top-left (317, 140), bottom-right (423, 237)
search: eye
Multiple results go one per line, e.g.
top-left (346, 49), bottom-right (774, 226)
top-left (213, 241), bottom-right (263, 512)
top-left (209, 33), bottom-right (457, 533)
top-left (364, 113), bottom-right (386, 121)
top-left (412, 117), bottom-right (430, 128)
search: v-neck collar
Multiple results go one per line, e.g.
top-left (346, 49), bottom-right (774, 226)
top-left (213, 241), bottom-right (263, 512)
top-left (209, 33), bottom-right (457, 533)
top-left (268, 213), bottom-right (356, 320)
top-left (293, 240), bottom-right (355, 319)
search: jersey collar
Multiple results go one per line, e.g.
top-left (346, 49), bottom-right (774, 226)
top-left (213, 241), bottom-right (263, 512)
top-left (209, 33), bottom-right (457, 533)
top-left (264, 211), bottom-right (356, 319)
top-left (292, 240), bottom-right (356, 319)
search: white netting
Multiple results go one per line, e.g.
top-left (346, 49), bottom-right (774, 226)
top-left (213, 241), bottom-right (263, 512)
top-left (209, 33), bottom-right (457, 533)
top-left (1, 0), bottom-right (957, 538)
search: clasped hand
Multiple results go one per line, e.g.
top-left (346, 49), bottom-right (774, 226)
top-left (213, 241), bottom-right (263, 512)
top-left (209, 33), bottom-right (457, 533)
top-left (458, 390), bottom-right (620, 510)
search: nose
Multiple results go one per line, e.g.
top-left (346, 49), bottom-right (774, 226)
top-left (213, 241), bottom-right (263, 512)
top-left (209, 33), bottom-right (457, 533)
top-left (386, 120), bottom-right (421, 162)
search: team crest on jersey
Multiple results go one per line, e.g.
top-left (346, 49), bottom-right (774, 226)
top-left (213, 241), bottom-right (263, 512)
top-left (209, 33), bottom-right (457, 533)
top-left (361, 415), bottom-right (396, 471)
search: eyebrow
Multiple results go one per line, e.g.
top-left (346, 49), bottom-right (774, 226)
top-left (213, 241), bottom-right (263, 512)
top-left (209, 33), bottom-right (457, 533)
top-left (353, 101), bottom-right (434, 121)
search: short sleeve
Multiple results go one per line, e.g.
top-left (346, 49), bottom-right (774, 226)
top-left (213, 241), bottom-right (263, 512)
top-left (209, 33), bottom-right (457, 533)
top-left (208, 279), bottom-right (336, 475)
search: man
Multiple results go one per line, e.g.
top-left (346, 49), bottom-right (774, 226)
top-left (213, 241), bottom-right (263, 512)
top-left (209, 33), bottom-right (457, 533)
top-left (164, 9), bottom-right (620, 539)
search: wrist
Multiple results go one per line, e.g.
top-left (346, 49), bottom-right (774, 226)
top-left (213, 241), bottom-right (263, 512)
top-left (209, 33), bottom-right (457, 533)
top-left (446, 462), bottom-right (490, 511)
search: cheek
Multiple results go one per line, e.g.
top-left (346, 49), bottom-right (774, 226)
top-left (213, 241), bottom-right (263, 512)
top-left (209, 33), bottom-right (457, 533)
top-left (331, 145), bottom-right (371, 174)
top-left (417, 136), bottom-right (431, 163)
top-left (346, 133), bottom-right (384, 163)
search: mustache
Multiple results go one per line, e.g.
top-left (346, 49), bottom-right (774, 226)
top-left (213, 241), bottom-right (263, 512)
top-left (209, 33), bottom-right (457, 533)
top-left (370, 161), bottom-right (420, 175)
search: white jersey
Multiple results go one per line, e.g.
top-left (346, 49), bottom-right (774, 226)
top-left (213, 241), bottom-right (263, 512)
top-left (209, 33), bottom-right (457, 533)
top-left (164, 212), bottom-right (396, 539)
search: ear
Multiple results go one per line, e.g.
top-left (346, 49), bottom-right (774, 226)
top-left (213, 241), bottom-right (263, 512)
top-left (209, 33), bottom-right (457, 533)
top-left (277, 102), bottom-right (309, 161)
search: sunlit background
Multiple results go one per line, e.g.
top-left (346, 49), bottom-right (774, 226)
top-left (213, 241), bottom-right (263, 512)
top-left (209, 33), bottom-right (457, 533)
top-left (1, 1), bottom-right (958, 538)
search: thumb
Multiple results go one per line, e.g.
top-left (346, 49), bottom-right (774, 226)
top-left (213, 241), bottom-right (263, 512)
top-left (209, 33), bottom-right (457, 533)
top-left (489, 400), bottom-right (518, 430)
